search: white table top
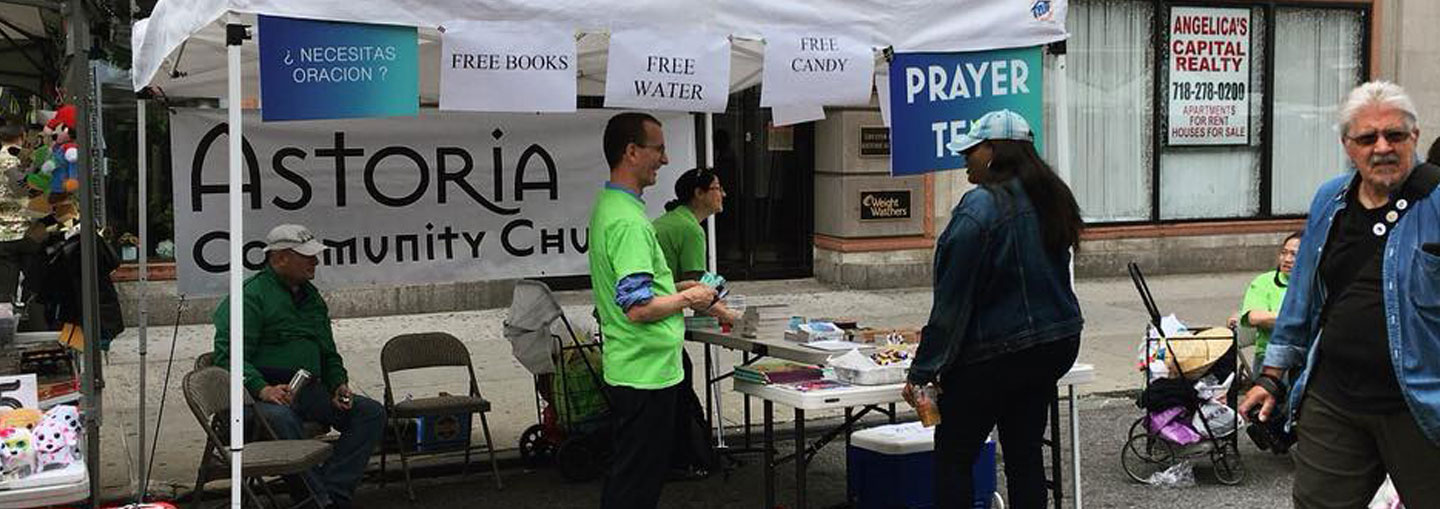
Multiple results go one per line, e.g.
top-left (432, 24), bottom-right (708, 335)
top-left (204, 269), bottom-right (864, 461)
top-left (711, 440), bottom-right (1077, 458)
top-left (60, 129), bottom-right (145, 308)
top-left (734, 363), bottom-right (1095, 411)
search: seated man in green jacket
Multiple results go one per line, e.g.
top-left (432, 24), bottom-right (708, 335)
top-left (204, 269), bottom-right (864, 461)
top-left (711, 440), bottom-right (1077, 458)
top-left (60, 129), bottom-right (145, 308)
top-left (213, 224), bottom-right (384, 509)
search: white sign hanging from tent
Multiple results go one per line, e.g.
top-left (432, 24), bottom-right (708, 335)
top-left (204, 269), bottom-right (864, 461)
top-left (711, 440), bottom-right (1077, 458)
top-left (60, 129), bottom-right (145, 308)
top-left (439, 21), bottom-right (577, 112)
top-left (760, 32), bottom-right (874, 108)
top-left (169, 109), bottom-right (695, 296)
top-left (1166, 6), bottom-right (1250, 146)
top-left (604, 30), bottom-right (731, 113)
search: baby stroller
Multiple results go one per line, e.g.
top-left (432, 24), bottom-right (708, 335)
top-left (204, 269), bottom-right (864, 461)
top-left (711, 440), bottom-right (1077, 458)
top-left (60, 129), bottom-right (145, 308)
top-left (504, 279), bottom-right (612, 482)
top-left (1120, 262), bottom-right (1245, 485)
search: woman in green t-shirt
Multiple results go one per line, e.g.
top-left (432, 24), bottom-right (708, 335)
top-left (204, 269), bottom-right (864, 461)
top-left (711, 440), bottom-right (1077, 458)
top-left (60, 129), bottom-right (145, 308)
top-left (652, 167), bottom-right (740, 478)
top-left (1229, 230), bottom-right (1303, 372)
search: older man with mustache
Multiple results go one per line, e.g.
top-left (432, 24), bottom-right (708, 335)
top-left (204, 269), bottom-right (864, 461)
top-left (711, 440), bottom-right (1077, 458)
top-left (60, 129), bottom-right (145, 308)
top-left (1240, 81), bottom-right (1440, 508)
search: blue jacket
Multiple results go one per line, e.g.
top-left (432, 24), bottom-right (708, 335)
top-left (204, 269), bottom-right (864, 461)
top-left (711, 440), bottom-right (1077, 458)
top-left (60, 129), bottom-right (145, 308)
top-left (1264, 165), bottom-right (1440, 444)
top-left (908, 178), bottom-right (1084, 385)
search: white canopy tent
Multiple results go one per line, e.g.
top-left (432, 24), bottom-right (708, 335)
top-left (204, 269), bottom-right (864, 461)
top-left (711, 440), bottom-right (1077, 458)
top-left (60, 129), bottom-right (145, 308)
top-left (130, 1), bottom-right (1072, 506)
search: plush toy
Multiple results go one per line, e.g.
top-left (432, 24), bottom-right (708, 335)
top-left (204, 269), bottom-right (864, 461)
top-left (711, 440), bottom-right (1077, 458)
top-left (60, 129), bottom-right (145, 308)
top-left (33, 406), bottom-right (79, 471)
top-left (0, 427), bottom-right (36, 481)
top-left (41, 105), bottom-right (79, 196)
top-left (0, 409), bottom-right (44, 431)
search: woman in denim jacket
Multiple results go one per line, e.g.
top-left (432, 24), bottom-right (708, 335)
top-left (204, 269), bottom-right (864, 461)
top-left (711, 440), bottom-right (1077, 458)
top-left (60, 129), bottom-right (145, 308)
top-left (903, 110), bottom-right (1084, 509)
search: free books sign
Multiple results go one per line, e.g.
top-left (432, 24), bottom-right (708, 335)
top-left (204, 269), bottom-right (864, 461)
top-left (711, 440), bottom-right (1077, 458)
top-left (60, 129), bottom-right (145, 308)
top-left (1167, 7), bottom-right (1251, 146)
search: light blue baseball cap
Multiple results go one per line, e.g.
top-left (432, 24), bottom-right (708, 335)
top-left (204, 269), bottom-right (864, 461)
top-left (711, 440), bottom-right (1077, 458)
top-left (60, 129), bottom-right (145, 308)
top-left (946, 109), bottom-right (1035, 155)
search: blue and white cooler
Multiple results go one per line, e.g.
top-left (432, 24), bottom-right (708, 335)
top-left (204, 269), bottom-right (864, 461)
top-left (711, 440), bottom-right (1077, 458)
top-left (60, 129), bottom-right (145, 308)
top-left (847, 422), bottom-right (997, 509)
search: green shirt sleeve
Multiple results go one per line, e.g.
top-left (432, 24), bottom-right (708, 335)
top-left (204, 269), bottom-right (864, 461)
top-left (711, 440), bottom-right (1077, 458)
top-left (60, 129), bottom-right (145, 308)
top-left (1238, 272), bottom-right (1273, 327)
top-left (675, 222), bottom-right (708, 276)
top-left (212, 292), bottom-right (269, 395)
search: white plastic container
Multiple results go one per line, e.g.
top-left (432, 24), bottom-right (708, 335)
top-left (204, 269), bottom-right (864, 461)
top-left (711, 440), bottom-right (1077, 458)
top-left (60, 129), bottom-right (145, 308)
top-left (833, 364), bottom-right (907, 385)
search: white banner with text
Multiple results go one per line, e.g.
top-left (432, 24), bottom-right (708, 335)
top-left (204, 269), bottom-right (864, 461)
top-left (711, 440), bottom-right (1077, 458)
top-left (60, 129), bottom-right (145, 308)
top-left (439, 21), bottom-right (578, 112)
top-left (760, 32), bottom-right (874, 108)
top-left (603, 30), bottom-right (731, 113)
top-left (170, 108), bottom-right (695, 296)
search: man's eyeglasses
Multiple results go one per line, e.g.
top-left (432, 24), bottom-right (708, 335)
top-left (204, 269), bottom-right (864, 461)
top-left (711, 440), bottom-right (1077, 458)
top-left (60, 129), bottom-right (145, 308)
top-left (1346, 129), bottom-right (1413, 147)
top-left (636, 143), bottom-right (667, 154)
top-left (707, 185), bottom-right (724, 192)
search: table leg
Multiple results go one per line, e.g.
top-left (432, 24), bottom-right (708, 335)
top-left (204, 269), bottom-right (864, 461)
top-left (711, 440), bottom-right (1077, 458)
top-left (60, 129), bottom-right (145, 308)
top-left (704, 344), bottom-right (715, 432)
top-left (764, 399), bottom-right (774, 509)
top-left (1070, 384), bottom-right (1082, 509)
top-left (845, 408), bottom-right (853, 448)
top-left (795, 408), bottom-right (806, 509)
top-left (888, 403), bottom-right (897, 424)
top-left (744, 352), bottom-right (753, 448)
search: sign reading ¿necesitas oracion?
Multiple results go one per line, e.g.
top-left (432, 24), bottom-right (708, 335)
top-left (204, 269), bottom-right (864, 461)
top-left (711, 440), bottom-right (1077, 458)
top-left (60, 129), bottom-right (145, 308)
top-left (603, 30), bottom-right (731, 113)
top-left (257, 15), bottom-right (419, 122)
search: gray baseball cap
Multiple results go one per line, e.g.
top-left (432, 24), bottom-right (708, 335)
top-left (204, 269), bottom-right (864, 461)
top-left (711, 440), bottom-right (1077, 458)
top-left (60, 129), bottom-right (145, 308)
top-left (264, 224), bottom-right (325, 256)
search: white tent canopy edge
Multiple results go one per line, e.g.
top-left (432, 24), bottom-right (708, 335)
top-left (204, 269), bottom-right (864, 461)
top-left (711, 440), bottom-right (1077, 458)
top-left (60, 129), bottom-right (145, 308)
top-left (132, 0), bottom-right (1070, 97)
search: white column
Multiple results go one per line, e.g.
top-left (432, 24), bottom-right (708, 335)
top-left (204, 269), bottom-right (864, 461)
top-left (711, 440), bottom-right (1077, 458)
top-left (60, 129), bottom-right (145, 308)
top-left (136, 97), bottom-right (150, 501)
top-left (226, 21), bottom-right (248, 509)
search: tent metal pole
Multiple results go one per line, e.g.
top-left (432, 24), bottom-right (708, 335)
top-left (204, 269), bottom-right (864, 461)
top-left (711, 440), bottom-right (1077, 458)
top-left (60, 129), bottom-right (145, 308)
top-left (64, 0), bottom-right (105, 502)
top-left (226, 20), bottom-right (250, 509)
top-left (1055, 52), bottom-right (1071, 185)
top-left (703, 112), bottom-right (726, 448)
top-left (136, 97), bottom-right (150, 502)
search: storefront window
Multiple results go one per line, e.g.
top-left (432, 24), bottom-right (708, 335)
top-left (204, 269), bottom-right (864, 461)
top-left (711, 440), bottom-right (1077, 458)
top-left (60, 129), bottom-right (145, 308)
top-left (1048, 0), bottom-right (1154, 222)
top-left (1271, 7), bottom-right (1363, 215)
top-left (1159, 6), bottom-right (1267, 220)
top-left (1055, 0), bottom-right (1364, 224)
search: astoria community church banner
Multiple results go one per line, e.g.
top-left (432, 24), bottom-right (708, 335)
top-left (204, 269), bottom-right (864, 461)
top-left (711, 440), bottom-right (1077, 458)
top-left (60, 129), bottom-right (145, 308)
top-left (1166, 6), bottom-right (1251, 145)
top-left (169, 109), bottom-right (696, 296)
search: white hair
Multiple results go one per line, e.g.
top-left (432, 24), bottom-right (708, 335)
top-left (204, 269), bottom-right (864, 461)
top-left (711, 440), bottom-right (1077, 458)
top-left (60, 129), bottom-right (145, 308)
top-left (1339, 81), bottom-right (1418, 135)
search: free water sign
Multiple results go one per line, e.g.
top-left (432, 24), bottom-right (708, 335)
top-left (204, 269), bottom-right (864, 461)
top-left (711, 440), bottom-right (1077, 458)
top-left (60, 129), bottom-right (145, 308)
top-left (258, 15), bottom-right (419, 122)
top-left (887, 47), bottom-right (1043, 176)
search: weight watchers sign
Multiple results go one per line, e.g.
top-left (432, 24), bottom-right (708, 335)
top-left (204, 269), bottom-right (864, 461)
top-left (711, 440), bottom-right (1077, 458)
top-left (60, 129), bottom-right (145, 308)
top-left (1167, 7), bottom-right (1251, 146)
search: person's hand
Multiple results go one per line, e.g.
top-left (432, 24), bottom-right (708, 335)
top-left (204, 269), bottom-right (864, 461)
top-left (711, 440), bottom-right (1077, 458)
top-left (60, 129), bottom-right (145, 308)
top-left (681, 285), bottom-right (718, 311)
top-left (1238, 385), bottom-right (1276, 422)
top-left (902, 382), bottom-right (919, 409)
top-left (259, 385), bottom-right (293, 406)
top-left (675, 280), bottom-right (699, 292)
top-left (1226, 313), bottom-right (1240, 329)
top-left (332, 384), bottom-right (354, 411)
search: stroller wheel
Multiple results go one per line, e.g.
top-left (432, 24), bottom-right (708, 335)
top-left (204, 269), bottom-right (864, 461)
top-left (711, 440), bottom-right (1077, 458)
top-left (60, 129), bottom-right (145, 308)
top-left (556, 436), bottom-right (602, 482)
top-left (1211, 441), bottom-right (1246, 485)
top-left (1121, 433), bottom-right (1177, 484)
top-left (519, 424), bottom-right (555, 467)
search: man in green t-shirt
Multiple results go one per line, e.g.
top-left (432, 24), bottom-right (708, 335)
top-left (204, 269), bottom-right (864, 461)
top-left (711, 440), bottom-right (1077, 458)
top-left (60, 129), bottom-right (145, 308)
top-left (589, 113), bottom-right (716, 509)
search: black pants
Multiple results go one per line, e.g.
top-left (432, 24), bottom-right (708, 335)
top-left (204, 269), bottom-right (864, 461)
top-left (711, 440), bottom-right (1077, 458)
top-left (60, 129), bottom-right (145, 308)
top-left (0, 237), bottom-right (40, 303)
top-left (1292, 393), bottom-right (1440, 509)
top-left (601, 383), bottom-right (678, 509)
top-left (935, 337), bottom-right (1079, 509)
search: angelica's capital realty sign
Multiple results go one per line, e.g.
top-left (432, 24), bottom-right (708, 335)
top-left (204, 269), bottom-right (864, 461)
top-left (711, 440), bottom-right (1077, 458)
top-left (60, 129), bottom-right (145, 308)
top-left (887, 47), bottom-right (1043, 176)
top-left (258, 15), bottom-right (419, 122)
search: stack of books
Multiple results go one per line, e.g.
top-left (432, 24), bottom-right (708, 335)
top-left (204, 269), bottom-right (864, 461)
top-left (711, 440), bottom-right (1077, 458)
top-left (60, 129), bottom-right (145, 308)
top-left (735, 361), bottom-right (824, 385)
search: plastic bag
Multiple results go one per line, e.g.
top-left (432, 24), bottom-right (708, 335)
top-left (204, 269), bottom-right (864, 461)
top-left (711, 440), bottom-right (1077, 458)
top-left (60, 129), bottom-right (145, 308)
top-left (1369, 476), bottom-right (1405, 509)
top-left (1143, 460), bottom-right (1196, 488)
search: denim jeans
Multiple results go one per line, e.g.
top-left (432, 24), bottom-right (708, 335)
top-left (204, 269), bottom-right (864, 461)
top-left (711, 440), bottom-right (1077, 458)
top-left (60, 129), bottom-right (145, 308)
top-left (250, 384), bottom-right (385, 505)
